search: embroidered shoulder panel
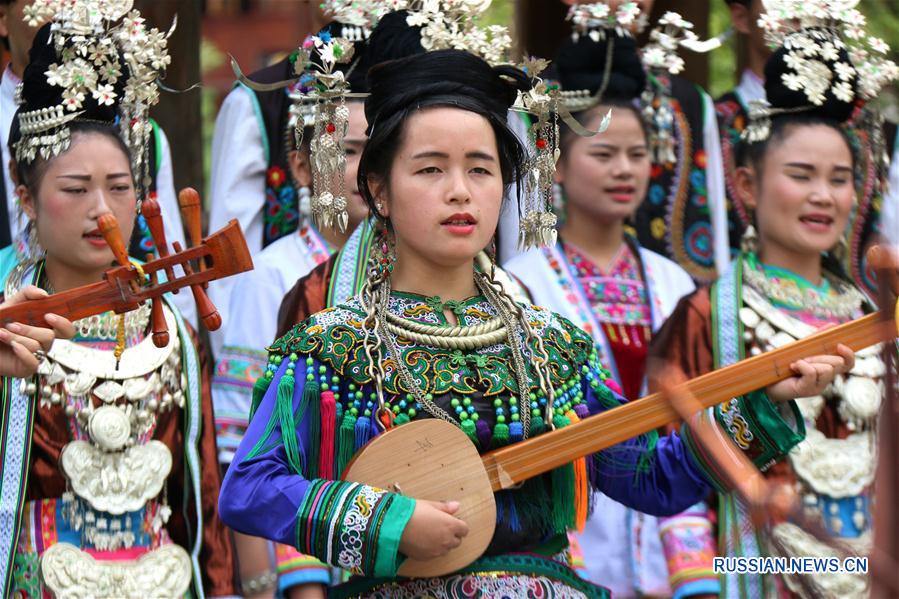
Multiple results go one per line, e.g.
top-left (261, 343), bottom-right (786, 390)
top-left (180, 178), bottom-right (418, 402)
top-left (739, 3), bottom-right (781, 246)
top-left (268, 296), bottom-right (595, 397)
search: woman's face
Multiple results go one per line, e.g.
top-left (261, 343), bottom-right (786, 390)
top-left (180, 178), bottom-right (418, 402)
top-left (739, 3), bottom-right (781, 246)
top-left (556, 106), bottom-right (650, 224)
top-left (343, 101), bottom-right (370, 230)
top-left (20, 132), bottom-right (137, 274)
top-left (741, 124), bottom-right (854, 257)
top-left (373, 107), bottom-right (504, 269)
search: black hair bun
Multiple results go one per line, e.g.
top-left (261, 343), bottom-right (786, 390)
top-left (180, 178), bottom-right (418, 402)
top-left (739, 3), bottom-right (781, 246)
top-left (359, 11), bottom-right (426, 75)
top-left (554, 32), bottom-right (646, 101)
top-left (764, 30), bottom-right (857, 123)
top-left (19, 23), bottom-right (127, 123)
top-left (365, 49), bottom-right (524, 132)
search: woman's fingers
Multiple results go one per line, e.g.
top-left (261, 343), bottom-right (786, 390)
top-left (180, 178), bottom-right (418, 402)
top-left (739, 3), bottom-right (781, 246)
top-left (44, 313), bottom-right (76, 342)
top-left (3, 285), bottom-right (49, 306)
top-left (9, 340), bottom-right (39, 372)
top-left (6, 322), bottom-right (55, 352)
top-left (0, 327), bottom-right (43, 355)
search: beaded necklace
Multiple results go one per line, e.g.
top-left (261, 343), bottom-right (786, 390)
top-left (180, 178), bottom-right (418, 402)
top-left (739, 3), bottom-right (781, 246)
top-left (742, 252), bottom-right (864, 321)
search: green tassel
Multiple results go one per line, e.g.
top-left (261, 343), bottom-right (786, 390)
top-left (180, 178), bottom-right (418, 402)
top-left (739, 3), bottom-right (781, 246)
top-left (504, 477), bottom-right (552, 534)
top-left (277, 373), bottom-right (303, 475)
top-left (305, 380), bottom-right (321, 479)
top-left (530, 415), bottom-right (545, 436)
top-left (249, 374), bottom-right (273, 420)
top-left (636, 428), bottom-right (660, 476)
top-left (549, 413), bottom-right (575, 532)
top-left (550, 463), bottom-right (576, 533)
top-left (394, 413), bottom-right (411, 425)
top-left (336, 412), bottom-right (356, 477)
top-left (492, 422), bottom-right (509, 447)
top-left (460, 419), bottom-right (478, 446)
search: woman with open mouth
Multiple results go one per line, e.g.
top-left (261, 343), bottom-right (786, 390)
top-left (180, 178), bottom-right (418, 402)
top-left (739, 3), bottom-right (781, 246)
top-left (648, 3), bottom-right (898, 596)
top-left (0, 8), bottom-right (235, 598)
top-left (219, 45), bottom-right (852, 599)
top-left (503, 21), bottom-right (698, 599)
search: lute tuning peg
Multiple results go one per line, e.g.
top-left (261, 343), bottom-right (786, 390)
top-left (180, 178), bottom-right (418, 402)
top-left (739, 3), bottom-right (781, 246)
top-left (97, 214), bottom-right (130, 269)
top-left (174, 187), bottom-right (221, 330)
top-left (147, 263), bottom-right (170, 348)
top-left (173, 239), bottom-right (222, 331)
top-left (141, 197), bottom-right (178, 294)
top-left (98, 214), bottom-right (141, 294)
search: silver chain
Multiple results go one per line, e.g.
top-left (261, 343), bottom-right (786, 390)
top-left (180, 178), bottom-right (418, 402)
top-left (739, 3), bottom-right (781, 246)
top-left (358, 269), bottom-right (560, 437)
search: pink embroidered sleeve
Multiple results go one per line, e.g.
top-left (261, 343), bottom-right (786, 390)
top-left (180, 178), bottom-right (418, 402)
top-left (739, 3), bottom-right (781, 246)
top-left (275, 543), bottom-right (331, 591)
top-left (659, 501), bottom-right (720, 598)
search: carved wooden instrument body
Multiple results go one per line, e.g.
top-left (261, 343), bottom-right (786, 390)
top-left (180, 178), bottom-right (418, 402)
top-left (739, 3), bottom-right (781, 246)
top-left (343, 297), bottom-right (899, 577)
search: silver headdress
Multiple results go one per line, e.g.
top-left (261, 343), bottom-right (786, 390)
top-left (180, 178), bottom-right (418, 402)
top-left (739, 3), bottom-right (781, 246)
top-left (567, 1), bottom-right (649, 41)
top-left (293, 35), bottom-right (358, 234)
top-left (235, 1), bottom-right (515, 233)
top-left (742, 0), bottom-right (899, 142)
top-left (16, 0), bottom-right (172, 203)
top-left (324, 0), bottom-right (512, 64)
top-left (640, 12), bottom-right (723, 163)
top-left (514, 58), bottom-right (611, 249)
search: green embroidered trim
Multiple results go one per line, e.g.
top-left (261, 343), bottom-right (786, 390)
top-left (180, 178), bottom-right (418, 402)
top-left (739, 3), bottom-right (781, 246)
top-left (268, 296), bottom-right (594, 397)
top-left (372, 494), bottom-right (415, 578)
top-left (294, 480), bottom-right (405, 578)
top-left (714, 390), bottom-right (806, 472)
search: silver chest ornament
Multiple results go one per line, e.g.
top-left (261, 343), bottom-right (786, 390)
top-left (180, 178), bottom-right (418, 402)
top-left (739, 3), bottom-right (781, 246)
top-left (30, 304), bottom-right (191, 584)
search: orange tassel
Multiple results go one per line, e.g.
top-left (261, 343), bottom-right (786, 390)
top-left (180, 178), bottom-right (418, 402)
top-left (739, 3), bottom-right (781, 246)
top-left (566, 409), bottom-right (590, 531)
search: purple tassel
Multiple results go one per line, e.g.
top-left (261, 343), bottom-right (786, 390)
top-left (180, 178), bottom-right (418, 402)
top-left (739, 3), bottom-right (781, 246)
top-left (574, 403), bottom-right (589, 419)
top-left (475, 419), bottom-right (492, 448)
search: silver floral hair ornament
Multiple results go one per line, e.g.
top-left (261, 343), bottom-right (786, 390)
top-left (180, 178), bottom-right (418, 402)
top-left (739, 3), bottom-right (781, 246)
top-left (322, 0), bottom-right (512, 64)
top-left (567, 1), bottom-right (648, 41)
top-left (513, 57), bottom-right (611, 249)
top-left (640, 12), bottom-right (723, 164)
top-left (742, 0), bottom-right (899, 142)
top-left (236, 1), bottom-right (513, 233)
top-left (234, 33), bottom-right (359, 233)
top-left (16, 0), bottom-right (173, 206)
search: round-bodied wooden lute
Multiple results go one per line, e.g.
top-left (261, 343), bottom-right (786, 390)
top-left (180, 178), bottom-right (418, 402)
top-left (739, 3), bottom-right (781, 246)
top-left (342, 295), bottom-right (898, 578)
top-left (342, 419), bottom-right (496, 577)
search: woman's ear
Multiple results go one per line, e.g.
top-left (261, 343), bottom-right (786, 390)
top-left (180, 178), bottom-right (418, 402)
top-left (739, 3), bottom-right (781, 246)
top-left (368, 174), bottom-right (388, 218)
top-left (553, 160), bottom-right (566, 186)
top-left (734, 165), bottom-right (758, 211)
top-left (288, 149), bottom-right (313, 188)
top-left (18, 185), bottom-right (37, 221)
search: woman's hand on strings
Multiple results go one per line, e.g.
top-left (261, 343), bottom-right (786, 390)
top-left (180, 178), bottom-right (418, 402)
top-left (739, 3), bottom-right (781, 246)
top-left (0, 286), bottom-right (75, 378)
top-left (399, 499), bottom-right (470, 560)
top-left (765, 343), bottom-right (855, 402)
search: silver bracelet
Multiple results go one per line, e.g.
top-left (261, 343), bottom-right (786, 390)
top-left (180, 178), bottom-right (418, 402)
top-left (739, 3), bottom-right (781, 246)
top-left (241, 570), bottom-right (278, 595)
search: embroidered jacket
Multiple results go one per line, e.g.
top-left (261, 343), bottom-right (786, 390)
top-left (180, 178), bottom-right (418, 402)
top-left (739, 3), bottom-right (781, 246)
top-left (219, 293), bottom-right (804, 589)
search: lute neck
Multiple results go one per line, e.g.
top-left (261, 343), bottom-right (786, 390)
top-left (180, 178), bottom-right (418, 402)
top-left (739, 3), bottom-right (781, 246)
top-left (481, 306), bottom-right (898, 491)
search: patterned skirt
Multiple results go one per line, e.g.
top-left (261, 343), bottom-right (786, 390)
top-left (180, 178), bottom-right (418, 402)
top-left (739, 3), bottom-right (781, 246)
top-left (330, 552), bottom-right (610, 599)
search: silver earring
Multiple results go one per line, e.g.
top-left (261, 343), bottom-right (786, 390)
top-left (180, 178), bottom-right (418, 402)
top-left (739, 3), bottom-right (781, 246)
top-left (740, 224), bottom-right (759, 255)
top-left (297, 185), bottom-right (312, 221)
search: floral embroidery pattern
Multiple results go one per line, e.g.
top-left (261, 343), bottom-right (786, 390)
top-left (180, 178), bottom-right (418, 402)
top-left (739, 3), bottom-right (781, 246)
top-left (264, 165), bottom-right (299, 247)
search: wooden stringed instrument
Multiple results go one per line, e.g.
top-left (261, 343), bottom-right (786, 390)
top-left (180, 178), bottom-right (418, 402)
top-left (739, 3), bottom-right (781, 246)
top-left (0, 188), bottom-right (252, 340)
top-left (343, 246), bottom-right (899, 578)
